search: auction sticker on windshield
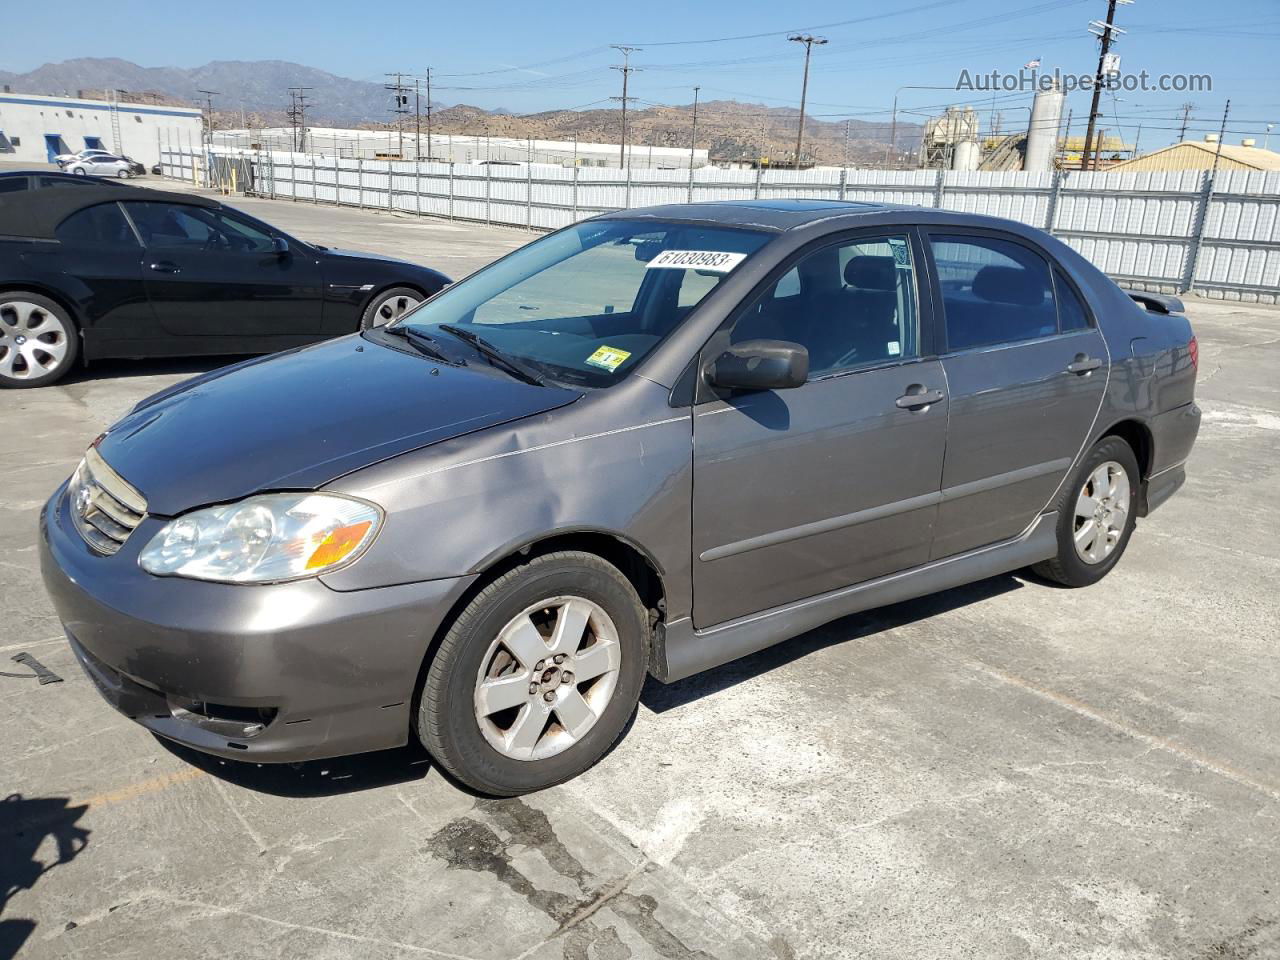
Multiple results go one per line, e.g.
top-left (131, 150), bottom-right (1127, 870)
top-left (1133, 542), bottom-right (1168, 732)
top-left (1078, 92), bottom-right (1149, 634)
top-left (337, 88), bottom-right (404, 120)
top-left (646, 250), bottom-right (748, 273)
top-left (585, 345), bottom-right (632, 372)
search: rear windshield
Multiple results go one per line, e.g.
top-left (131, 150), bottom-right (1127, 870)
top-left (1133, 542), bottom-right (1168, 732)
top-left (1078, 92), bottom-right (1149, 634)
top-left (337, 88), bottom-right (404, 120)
top-left (396, 219), bottom-right (771, 387)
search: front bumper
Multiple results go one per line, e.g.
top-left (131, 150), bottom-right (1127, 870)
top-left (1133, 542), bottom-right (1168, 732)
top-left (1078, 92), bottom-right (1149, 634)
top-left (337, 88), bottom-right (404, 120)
top-left (40, 481), bottom-right (476, 763)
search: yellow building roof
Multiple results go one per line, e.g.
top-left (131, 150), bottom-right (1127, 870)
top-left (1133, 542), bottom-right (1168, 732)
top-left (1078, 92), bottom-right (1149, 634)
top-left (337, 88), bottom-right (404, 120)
top-left (1109, 140), bottom-right (1280, 172)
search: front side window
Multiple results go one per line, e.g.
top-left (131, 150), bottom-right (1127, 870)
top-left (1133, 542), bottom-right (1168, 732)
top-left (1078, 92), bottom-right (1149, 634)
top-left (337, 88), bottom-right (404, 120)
top-left (123, 202), bottom-right (275, 253)
top-left (398, 219), bottom-right (770, 387)
top-left (731, 234), bottom-right (920, 379)
top-left (930, 234), bottom-right (1057, 351)
top-left (55, 203), bottom-right (137, 246)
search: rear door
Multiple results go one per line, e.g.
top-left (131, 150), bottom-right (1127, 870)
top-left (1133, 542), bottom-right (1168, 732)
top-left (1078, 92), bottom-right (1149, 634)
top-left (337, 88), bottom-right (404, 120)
top-left (124, 200), bottom-right (322, 341)
top-left (924, 230), bottom-right (1108, 559)
top-left (692, 229), bottom-right (948, 628)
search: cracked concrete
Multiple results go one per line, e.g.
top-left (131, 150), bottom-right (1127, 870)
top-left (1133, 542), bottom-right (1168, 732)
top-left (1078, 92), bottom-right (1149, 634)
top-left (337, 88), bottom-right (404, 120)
top-left (1, 194), bottom-right (1277, 960)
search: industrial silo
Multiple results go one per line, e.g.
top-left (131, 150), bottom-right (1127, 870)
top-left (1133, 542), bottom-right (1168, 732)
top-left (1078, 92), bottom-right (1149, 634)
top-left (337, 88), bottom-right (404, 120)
top-left (952, 139), bottom-right (980, 171)
top-left (1024, 83), bottom-right (1065, 172)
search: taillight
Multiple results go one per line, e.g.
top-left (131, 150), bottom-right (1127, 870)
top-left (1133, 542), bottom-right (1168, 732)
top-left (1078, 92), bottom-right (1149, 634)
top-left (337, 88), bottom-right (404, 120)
top-left (1188, 335), bottom-right (1199, 373)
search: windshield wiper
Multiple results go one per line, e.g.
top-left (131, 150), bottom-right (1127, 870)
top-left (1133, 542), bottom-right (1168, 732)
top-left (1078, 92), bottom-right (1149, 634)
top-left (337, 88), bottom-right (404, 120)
top-left (438, 324), bottom-right (546, 386)
top-left (379, 325), bottom-right (453, 364)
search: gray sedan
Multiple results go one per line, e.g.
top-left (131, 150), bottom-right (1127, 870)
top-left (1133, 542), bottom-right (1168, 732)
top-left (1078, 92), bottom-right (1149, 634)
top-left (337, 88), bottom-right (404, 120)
top-left (40, 199), bottom-right (1200, 795)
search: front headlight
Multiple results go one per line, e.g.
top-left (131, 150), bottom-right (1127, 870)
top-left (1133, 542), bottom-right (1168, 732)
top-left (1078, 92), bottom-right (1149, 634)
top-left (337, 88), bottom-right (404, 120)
top-left (138, 493), bottom-right (382, 584)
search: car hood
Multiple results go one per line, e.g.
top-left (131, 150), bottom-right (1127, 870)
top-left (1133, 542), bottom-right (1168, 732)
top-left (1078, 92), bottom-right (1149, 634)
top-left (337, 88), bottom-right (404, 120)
top-left (97, 335), bottom-right (581, 516)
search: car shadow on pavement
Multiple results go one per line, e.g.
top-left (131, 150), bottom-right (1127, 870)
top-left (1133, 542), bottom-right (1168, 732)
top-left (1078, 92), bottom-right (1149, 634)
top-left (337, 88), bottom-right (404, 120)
top-left (642, 573), bottom-right (1027, 713)
top-left (0, 793), bottom-right (90, 960)
top-left (154, 738), bottom-right (434, 799)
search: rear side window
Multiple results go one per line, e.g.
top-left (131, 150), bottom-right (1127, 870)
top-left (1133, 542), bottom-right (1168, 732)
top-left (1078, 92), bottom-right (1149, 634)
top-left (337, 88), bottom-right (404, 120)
top-left (0, 178), bottom-right (27, 194)
top-left (930, 234), bottom-right (1056, 351)
top-left (55, 203), bottom-right (137, 246)
top-left (1054, 269), bottom-right (1090, 331)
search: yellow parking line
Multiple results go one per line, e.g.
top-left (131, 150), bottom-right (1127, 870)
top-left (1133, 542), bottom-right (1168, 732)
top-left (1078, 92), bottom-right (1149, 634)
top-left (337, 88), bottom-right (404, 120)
top-left (82, 767), bottom-right (207, 810)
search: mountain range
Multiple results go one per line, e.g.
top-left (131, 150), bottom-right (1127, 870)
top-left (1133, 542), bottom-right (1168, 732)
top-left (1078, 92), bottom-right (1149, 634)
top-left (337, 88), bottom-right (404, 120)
top-left (0, 58), bottom-right (922, 165)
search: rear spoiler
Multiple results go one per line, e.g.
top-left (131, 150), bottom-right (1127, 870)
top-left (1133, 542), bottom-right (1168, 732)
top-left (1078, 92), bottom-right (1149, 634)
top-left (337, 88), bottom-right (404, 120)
top-left (1123, 289), bottom-right (1184, 315)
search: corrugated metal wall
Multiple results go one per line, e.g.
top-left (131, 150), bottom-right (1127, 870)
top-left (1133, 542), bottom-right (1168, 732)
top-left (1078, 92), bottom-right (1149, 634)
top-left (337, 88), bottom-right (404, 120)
top-left (162, 148), bottom-right (1280, 303)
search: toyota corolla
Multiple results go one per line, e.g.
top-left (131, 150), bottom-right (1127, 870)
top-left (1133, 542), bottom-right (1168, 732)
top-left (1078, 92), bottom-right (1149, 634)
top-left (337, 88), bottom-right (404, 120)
top-left (40, 199), bottom-right (1200, 795)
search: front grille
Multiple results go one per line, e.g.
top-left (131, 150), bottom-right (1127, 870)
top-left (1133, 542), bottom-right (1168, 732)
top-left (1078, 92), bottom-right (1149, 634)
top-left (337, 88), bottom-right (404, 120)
top-left (70, 447), bottom-right (147, 555)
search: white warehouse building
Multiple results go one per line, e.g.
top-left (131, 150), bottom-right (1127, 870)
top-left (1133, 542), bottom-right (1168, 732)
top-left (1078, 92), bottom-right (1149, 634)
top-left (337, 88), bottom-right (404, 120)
top-left (212, 126), bottom-right (710, 170)
top-left (0, 91), bottom-right (203, 169)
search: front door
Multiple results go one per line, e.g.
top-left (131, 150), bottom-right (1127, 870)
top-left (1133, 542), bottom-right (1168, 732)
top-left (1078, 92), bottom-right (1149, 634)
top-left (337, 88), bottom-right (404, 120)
top-left (925, 231), bottom-right (1109, 559)
top-left (122, 200), bottom-right (322, 342)
top-left (692, 231), bottom-right (948, 628)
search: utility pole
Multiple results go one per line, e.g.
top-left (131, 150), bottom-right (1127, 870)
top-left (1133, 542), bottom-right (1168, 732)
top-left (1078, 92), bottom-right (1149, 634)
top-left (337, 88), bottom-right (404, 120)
top-left (414, 79), bottom-right (422, 158)
top-left (610, 45), bottom-right (641, 168)
top-left (197, 89), bottom-right (219, 151)
top-left (1210, 100), bottom-right (1230, 178)
top-left (1177, 102), bottom-right (1195, 142)
top-left (1266, 123), bottom-right (1275, 151)
top-left (788, 34), bottom-right (827, 166)
top-left (844, 119), bottom-right (851, 167)
top-left (426, 68), bottom-right (433, 160)
top-left (287, 87), bottom-right (313, 153)
top-left (689, 85), bottom-right (700, 170)
top-left (386, 73), bottom-right (410, 158)
top-left (1081, 0), bottom-right (1131, 172)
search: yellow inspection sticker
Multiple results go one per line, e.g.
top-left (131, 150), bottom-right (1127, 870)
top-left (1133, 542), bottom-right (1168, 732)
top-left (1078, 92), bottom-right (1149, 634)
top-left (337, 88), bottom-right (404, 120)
top-left (585, 345), bottom-right (632, 372)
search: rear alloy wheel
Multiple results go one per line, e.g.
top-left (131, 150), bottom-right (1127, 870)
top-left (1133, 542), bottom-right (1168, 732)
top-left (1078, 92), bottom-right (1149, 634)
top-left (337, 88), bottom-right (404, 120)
top-left (1032, 436), bottom-right (1140, 587)
top-left (360, 286), bottom-right (424, 329)
top-left (420, 552), bottom-right (649, 795)
top-left (0, 293), bottom-right (79, 388)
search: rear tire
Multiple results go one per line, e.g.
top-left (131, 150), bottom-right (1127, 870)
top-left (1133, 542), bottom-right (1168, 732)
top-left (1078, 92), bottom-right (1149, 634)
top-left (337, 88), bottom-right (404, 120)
top-left (419, 551), bottom-right (649, 796)
top-left (0, 292), bottom-right (79, 389)
top-left (1032, 435), bottom-right (1140, 587)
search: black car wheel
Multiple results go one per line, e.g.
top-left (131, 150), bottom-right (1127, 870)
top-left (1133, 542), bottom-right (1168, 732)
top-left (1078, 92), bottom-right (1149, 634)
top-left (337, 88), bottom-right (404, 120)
top-left (1032, 436), bottom-right (1140, 587)
top-left (361, 287), bottom-right (424, 329)
top-left (0, 292), bottom-right (80, 389)
top-left (419, 551), bottom-right (650, 796)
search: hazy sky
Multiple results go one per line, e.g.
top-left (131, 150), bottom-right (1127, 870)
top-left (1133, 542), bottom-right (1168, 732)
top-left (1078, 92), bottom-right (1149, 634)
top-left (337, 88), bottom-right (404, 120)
top-left (9, 0), bottom-right (1280, 148)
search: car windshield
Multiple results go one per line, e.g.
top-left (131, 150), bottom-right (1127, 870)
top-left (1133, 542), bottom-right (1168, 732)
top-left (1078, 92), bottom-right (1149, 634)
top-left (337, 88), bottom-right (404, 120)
top-left (392, 219), bottom-right (770, 387)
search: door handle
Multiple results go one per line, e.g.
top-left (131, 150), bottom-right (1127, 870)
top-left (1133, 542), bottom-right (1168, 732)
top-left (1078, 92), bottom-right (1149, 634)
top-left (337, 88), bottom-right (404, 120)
top-left (895, 386), bottom-right (945, 410)
top-left (1066, 354), bottom-right (1102, 375)
top-left (149, 261), bottom-right (180, 274)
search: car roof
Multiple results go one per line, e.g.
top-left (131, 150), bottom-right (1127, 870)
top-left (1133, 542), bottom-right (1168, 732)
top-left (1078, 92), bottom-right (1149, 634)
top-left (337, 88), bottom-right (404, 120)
top-left (0, 186), bottom-right (220, 240)
top-left (598, 198), bottom-right (1048, 238)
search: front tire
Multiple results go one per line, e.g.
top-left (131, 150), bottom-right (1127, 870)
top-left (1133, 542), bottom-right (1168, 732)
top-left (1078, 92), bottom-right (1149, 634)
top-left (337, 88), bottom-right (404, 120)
top-left (117, 168), bottom-right (131, 179)
top-left (360, 286), bottom-right (424, 329)
top-left (0, 292), bottom-right (79, 388)
top-left (1032, 436), bottom-right (1140, 587)
top-left (419, 552), bottom-right (650, 796)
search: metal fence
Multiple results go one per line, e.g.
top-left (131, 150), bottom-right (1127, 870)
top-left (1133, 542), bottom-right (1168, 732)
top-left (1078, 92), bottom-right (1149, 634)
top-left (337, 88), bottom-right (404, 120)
top-left (161, 147), bottom-right (1280, 303)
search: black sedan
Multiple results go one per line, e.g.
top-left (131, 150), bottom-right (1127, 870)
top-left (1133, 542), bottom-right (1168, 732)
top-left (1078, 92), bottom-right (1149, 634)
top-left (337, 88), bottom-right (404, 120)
top-left (0, 186), bottom-right (450, 387)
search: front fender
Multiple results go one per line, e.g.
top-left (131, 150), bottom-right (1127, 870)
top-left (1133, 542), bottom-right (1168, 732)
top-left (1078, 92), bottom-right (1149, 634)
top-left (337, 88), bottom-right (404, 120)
top-left (320, 379), bottom-right (695, 620)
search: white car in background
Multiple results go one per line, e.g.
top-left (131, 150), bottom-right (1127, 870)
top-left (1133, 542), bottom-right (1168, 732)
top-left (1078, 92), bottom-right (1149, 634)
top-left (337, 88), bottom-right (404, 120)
top-left (52, 148), bottom-right (115, 166)
top-left (62, 155), bottom-right (135, 179)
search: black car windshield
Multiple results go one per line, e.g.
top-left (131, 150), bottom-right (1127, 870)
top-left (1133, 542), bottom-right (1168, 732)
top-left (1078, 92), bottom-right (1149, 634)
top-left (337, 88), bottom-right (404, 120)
top-left (394, 219), bottom-right (770, 387)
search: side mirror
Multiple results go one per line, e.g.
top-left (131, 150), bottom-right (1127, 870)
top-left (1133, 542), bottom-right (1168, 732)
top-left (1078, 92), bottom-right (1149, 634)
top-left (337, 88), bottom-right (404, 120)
top-left (707, 339), bottom-right (808, 392)
top-left (271, 236), bottom-right (290, 257)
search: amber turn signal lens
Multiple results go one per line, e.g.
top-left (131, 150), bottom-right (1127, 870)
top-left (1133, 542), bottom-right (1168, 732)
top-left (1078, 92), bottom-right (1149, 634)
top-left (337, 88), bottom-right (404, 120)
top-left (306, 520), bottom-right (374, 569)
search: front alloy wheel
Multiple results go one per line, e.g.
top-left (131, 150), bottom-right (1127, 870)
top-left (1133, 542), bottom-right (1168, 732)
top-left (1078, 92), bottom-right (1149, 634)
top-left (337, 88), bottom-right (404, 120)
top-left (361, 286), bottom-right (424, 329)
top-left (474, 597), bottom-right (622, 761)
top-left (420, 551), bottom-right (649, 795)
